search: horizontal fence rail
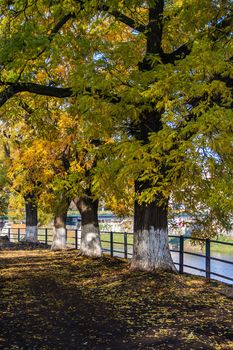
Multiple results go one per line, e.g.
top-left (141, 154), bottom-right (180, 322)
top-left (1, 227), bottom-right (233, 285)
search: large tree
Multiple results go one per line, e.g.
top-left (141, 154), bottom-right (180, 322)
top-left (0, 0), bottom-right (232, 271)
top-left (0, 112), bottom-right (41, 241)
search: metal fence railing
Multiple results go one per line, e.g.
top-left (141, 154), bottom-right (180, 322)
top-left (168, 235), bottom-right (233, 284)
top-left (3, 227), bottom-right (233, 285)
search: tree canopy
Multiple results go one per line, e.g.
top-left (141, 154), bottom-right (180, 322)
top-left (0, 0), bottom-right (232, 268)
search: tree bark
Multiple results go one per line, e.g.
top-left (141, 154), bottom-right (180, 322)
top-left (51, 197), bottom-right (70, 251)
top-left (24, 193), bottom-right (38, 242)
top-left (74, 194), bottom-right (102, 257)
top-left (131, 183), bottom-right (175, 271)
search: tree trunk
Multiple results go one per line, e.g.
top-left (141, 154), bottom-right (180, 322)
top-left (74, 194), bottom-right (102, 257)
top-left (131, 184), bottom-right (175, 271)
top-left (24, 193), bottom-right (38, 242)
top-left (51, 197), bottom-right (70, 251)
top-left (130, 110), bottom-right (176, 271)
top-left (130, 2), bottom-right (176, 272)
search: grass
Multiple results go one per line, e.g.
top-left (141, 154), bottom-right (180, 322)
top-left (211, 236), bottom-right (233, 254)
top-left (0, 245), bottom-right (233, 349)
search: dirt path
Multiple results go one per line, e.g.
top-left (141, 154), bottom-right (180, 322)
top-left (0, 246), bottom-right (233, 349)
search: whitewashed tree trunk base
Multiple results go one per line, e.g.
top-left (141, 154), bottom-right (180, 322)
top-left (22, 226), bottom-right (38, 242)
top-left (51, 227), bottom-right (66, 251)
top-left (131, 226), bottom-right (176, 272)
top-left (80, 224), bottom-right (102, 257)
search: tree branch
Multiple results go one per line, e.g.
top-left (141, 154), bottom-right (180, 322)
top-left (163, 12), bottom-right (233, 64)
top-left (0, 81), bottom-right (121, 107)
top-left (74, 0), bottom-right (146, 33)
top-left (162, 43), bottom-right (192, 64)
top-left (1, 13), bottom-right (75, 69)
top-left (0, 83), bottom-right (73, 107)
top-left (100, 5), bottom-right (146, 33)
top-left (50, 13), bottom-right (76, 36)
top-left (30, 13), bottom-right (76, 61)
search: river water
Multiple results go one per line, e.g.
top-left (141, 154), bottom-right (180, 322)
top-left (171, 251), bottom-right (233, 285)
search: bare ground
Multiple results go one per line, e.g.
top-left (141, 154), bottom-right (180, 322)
top-left (0, 243), bottom-right (233, 350)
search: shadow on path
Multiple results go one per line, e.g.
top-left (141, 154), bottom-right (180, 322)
top-left (0, 249), bottom-right (233, 350)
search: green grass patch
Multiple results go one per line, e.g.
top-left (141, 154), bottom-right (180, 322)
top-left (169, 235), bottom-right (233, 255)
top-left (211, 235), bottom-right (233, 254)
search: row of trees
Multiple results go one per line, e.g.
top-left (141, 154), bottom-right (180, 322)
top-left (0, 0), bottom-right (232, 271)
top-left (0, 104), bottom-right (113, 256)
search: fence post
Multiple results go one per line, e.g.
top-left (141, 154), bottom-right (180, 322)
top-left (45, 228), bottom-right (48, 245)
top-left (206, 239), bottom-right (211, 279)
top-left (110, 231), bottom-right (113, 257)
top-left (75, 229), bottom-right (78, 250)
top-left (179, 235), bottom-right (184, 274)
top-left (65, 229), bottom-right (67, 244)
top-left (124, 232), bottom-right (128, 259)
top-left (18, 228), bottom-right (20, 242)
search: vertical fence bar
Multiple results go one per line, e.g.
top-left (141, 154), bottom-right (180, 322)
top-left (179, 235), bottom-right (184, 274)
top-left (110, 231), bottom-right (113, 257)
top-left (75, 229), bottom-right (78, 250)
top-left (206, 239), bottom-right (211, 279)
top-left (124, 232), bottom-right (128, 259)
top-left (18, 228), bottom-right (20, 242)
top-left (65, 228), bottom-right (67, 244)
top-left (45, 228), bottom-right (48, 245)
